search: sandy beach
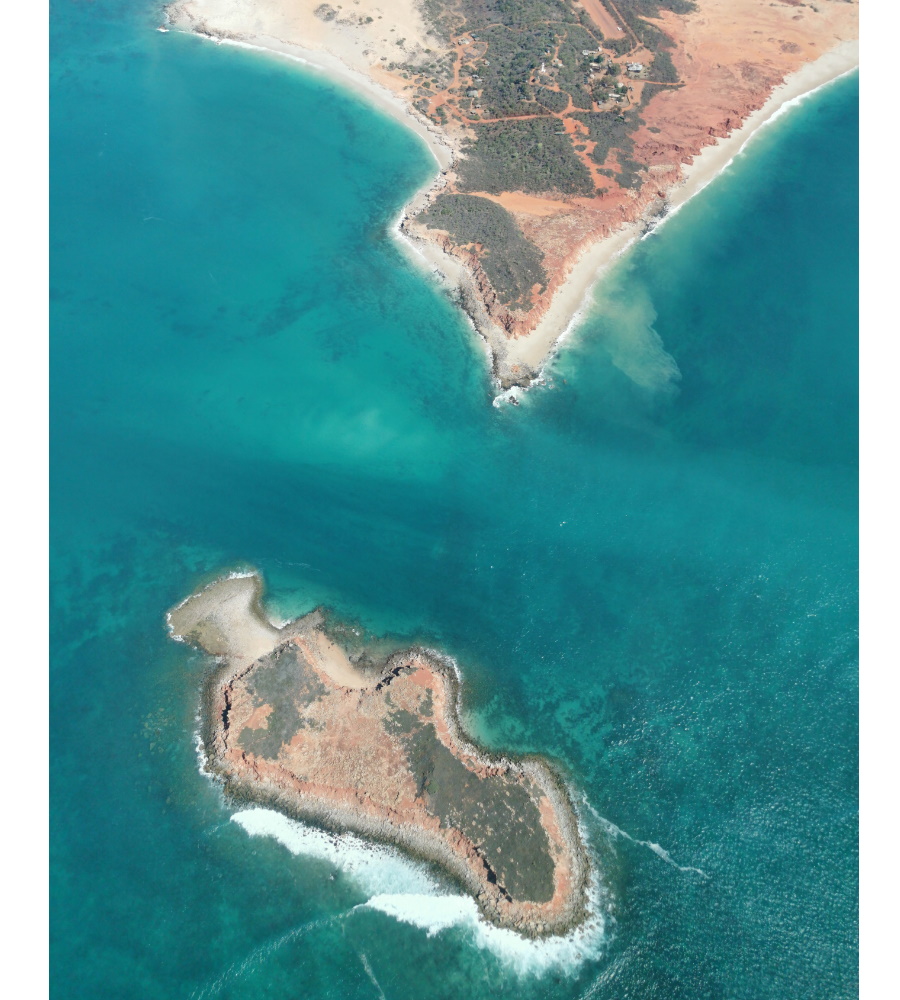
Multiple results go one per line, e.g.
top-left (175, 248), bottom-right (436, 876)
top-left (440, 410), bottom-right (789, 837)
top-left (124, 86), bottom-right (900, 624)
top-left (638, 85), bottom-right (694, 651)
top-left (168, 572), bottom-right (281, 664)
top-left (499, 38), bottom-right (861, 384)
top-left (165, 5), bottom-right (460, 174)
top-left (667, 40), bottom-right (860, 221)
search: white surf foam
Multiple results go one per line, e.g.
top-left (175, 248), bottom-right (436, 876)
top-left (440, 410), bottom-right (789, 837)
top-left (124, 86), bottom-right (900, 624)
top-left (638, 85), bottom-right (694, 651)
top-left (361, 890), bottom-right (607, 975)
top-left (232, 808), bottom-right (440, 897)
top-left (231, 807), bottom-right (608, 974)
top-left (582, 798), bottom-right (709, 879)
top-left (362, 892), bottom-right (476, 936)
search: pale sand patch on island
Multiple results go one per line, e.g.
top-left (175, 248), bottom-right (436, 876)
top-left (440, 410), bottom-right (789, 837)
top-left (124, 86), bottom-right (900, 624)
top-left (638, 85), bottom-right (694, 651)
top-left (168, 573), bottom-right (281, 665)
top-left (169, 575), bottom-right (377, 687)
top-left (292, 610), bottom-right (381, 688)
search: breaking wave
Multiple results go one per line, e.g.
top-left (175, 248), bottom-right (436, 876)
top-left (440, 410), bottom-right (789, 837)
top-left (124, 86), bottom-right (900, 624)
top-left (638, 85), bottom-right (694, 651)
top-left (581, 798), bottom-right (709, 879)
top-left (231, 808), bottom-right (439, 897)
top-left (361, 892), bottom-right (608, 975)
top-left (231, 808), bottom-right (609, 974)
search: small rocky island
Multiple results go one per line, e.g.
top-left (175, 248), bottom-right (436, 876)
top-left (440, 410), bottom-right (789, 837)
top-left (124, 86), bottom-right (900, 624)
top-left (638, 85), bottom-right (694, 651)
top-left (169, 573), bottom-right (591, 936)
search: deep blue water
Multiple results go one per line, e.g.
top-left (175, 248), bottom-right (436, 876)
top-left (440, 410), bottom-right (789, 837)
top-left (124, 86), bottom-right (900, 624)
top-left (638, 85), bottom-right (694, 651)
top-left (51, 1), bottom-right (858, 996)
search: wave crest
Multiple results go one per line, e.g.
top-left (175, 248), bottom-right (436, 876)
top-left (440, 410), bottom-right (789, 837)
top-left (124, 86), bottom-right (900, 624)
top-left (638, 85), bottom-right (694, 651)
top-left (231, 808), bottom-right (609, 974)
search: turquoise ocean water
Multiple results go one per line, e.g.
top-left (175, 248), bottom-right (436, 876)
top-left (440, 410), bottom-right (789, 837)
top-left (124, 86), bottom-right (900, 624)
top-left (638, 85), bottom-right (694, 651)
top-left (51, 1), bottom-right (858, 996)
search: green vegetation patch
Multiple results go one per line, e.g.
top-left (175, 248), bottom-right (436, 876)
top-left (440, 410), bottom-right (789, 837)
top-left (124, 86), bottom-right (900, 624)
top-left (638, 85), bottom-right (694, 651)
top-left (401, 722), bottom-right (556, 903)
top-left (547, 23), bottom-right (603, 111)
top-left (383, 707), bottom-right (421, 737)
top-left (458, 119), bottom-right (595, 196)
top-left (239, 645), bottom-right (327, 759)
top-left (419, 0), bottom-right (455, 43)
top-left (567, 85), bottom-right (594, 111)
top-left (421, 194), bottom-right (547, 310)
top-left (459, 0), bottom-right (573, 33)
top-left (461, 19), bottom-right (604, 118)
top-left (473, 24), bottom-right (555, 116)
top-left (535, 86), bottom-right (570, 113)
top-left (619, 0), bottom-right (695, 17)
top-left (647, 49), bottom-right (679, 83)
top-left (640, 82), bottom-right (673, 108)
top-left (573, 108), bottom-right (645, 188)
top-left (604, 0), bottom-right (695, 53)
top-left (603, 36), bottom-right (634, 56)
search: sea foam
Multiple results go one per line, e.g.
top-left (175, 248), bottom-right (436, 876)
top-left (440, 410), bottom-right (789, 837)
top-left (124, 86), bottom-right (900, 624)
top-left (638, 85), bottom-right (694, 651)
top-left (581, 797), bottom-right (709, 879)
top-left (362, 891), bottom-right (608, 975)
top-left (231, 808), bottom-right (608, 974)
top-left (231, 808), bottom-right (439, 897)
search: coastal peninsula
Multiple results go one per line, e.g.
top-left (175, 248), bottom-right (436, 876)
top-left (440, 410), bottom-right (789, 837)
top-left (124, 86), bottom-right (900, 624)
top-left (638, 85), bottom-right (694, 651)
top-left (169, 574), bottom-right (591, 936)
top-left (163, 0), bottom-right (857, 388)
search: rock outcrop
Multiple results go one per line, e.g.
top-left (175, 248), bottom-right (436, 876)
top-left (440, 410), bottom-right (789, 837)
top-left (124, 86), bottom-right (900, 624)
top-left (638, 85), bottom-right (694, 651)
top-left (169, 574), bottom-right (591, 936)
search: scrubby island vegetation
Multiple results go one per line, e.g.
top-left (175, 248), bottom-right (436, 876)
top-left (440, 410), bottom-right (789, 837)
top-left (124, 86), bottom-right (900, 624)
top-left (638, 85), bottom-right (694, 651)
top-left (458, 119), bottom-right (596, 196)
top-left (168, 574), bottom-right (592, 937)
top-left (572, 107), bottom-right (644, 187)
top-left (392, 0), bottom-right (688, 185)
top-left (421, 194), bottom-right (547, 309)
top-left (392, 0), bottom-right (692, 308)
top-left (610, 0), bottom-right (696, 50)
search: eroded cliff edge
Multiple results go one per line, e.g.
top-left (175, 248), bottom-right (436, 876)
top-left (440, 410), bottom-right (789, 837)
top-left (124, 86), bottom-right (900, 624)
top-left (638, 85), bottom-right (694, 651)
top-left (169, 574), bottom-right (591, 937)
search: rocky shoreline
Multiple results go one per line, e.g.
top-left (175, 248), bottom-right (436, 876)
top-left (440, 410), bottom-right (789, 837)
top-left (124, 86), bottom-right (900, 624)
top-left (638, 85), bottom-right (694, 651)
top-left (172, 573), bottom-right (593, 937)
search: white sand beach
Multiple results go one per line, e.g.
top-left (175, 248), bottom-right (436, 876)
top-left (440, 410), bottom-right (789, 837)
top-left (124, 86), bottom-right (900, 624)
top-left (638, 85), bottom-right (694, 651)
top-left (497, 38), bottom-right (860, 383)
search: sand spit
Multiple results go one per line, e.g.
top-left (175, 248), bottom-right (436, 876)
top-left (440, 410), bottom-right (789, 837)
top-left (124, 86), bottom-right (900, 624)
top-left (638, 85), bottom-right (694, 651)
top-left (161, 0), bottom-right (857, 393)
top-left (168, 573), bottom-right (281, 664)
top-left (169, 572), bottom-right (592, 937)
